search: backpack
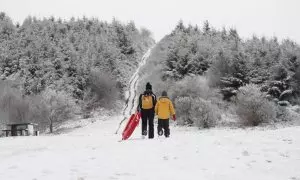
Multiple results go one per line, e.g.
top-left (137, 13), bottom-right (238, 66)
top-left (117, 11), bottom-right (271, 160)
top-left (141, 95), bottom-right (154, 109)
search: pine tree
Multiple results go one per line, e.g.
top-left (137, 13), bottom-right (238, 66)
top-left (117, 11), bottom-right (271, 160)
top-left (203, 20), bottom-right (210, 34)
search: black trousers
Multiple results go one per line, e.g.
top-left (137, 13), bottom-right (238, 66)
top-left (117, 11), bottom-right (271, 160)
top-left (141, 109), bottom-right (154, 138)
top-left (157, 119), bottom-right (170, 137)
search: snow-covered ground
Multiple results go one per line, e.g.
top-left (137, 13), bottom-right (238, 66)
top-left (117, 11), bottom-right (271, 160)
top-left (1, 48), bottom-right (300, 180)
top-left (1, 116), bottom-right (300, 180)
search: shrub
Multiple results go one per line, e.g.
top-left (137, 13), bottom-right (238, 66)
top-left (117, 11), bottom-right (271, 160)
top-left (0, 108), bottom-right (8, 129)
top-left (275, 105), bottom-right (292, 122)
top-left (0, 82), bottom-right (10, 128)
top-left (38, 89), bottom-right (76, 133)
top-left (0, 84), bottom-right (30, 123)
top-left (170, 76), bottom-right (210, 100)
top-left (270, 64), bottom-right (288, 80)
top-left (85, 69), bottom-right (120, 110)
top-left (0, 80), bottom-right (77, 133)
top-left (174, 96), bottom-right (193, 125)
top-left (175, 96), bottom-right (220, 128)
top-left (169, 76), bottom-right (222, 128)
top-left (190, 98), bottom-right (220, 128)
top-left (207, 50), bottom-right (231, 88)
top-left (27, 95), bottom-right (49, 131)
top-left (236, 84), bottom-right (276, 126)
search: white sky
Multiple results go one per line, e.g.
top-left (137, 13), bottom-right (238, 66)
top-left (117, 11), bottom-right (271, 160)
top-left (1, 0), bottom-right (300, 43)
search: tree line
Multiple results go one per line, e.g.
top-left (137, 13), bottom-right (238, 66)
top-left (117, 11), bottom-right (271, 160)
top-left (139, 20), bottom-right (300, 127)
top-left (0, 12), bottom-right (154, 132)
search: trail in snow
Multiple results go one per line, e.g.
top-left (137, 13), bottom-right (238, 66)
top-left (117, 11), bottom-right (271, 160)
top-left (115, 48), bottom-right (152, 134)
top-left (1, 117), bottom-right (300, 180)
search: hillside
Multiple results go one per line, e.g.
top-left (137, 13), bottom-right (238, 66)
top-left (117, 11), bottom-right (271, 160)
top-left (0, 12), bottom-right (154, 132)
top-left (138, 20), bottom-right (300, 129)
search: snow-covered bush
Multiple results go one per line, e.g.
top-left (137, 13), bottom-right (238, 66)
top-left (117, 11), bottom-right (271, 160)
top-left (275, 105), bottom-right (292, 122)
top-left (170, 76), bottom-right (210, 100)
top-left (26, 95), bottom-right (49, 131)
top-left (0, 84), bottom-right (30, 123)
top-left (0, 80), bottom-right (77, 133)
top-left (207, 51), bottom-right (231, 88)
top-left (174, 96), bottom-right (192, 125)
top-left (270, 64), bottom-right (288, 81)
top-left (236, 84), bottom-right (276, 126)
top-left (171, 76), bottom-right (221, 128)
top-left (175, 96), bottom-right (220, 128)
top-left (85, 69), bottom-right (120, 110)
top-left (38, 89), bottom-right (76, 133)
top-left (190, 98), bottom-right (220, 128)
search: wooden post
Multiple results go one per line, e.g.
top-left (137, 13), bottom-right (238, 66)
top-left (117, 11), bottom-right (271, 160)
top-left (21, 130), bottom-right (27, 136)
top-left (11, 125), bottom-right (17, 136)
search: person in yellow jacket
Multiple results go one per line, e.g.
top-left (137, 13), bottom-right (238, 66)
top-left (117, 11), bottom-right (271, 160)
top-left (155, 91), bottom-right (176, 138)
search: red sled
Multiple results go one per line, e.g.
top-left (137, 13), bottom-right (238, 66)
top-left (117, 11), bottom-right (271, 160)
top-left (122, 112), bottom-right (141, 140)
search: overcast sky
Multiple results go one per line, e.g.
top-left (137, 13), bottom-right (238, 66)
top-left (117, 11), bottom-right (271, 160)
top-left (1, 0), bottom-right (300, 43)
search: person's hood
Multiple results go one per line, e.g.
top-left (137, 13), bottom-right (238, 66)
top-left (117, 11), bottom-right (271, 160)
top-left (144, 89), bottom-right (153, 95)
top-left (159, 96), bottom-right (169, 103)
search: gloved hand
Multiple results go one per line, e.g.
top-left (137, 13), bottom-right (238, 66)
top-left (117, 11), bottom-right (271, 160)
top-left (172, 114), bottom-right (176, 121)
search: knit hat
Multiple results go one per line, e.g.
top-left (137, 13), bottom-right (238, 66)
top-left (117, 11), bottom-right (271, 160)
top-left (146, 82), bottom-right (152, 90)
top-left (161, 91), bottom-right (167, 97)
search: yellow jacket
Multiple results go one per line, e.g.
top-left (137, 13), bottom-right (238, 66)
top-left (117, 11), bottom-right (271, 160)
top-left (155, 97), bottom-right (175, 120)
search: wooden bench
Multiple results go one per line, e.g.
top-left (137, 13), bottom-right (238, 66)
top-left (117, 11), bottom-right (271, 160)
top-left (1, 129), bottom-right (29, 137)
top-left (2, 123), bottom-right (38, 137)
top-left (2, 130), bottom-right (11, 137)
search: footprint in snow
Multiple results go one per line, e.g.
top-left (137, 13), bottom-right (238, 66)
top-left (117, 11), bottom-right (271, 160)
top-left (42, 169), bottom-right (53, 175)
top-left (214, 141), bottom-right (221, 145)
top-left (279, 152), bottom-right (289, 158)
top-left (242, 150), bottom-right (250, 156)
top-left (8, 165), bottom-right (18, 170)
top-left (283, 139), bottom-right (293, 144)
top-left (266, 160), bottom-right (272, 163)
top-left (290, 177), bottom-right (300, 180)
top-left (89, 157), bottom-right (96, 160)
top-left (71, 168), bottom-right (78, 172)
top-left (246, 163), bottom-right (252, 167)
top-left (115, 173), bottom-right (135, 176)
top-left (109, 177), bottom-right (118, 180)
top-left (163, 156), bottom-right (169, 160)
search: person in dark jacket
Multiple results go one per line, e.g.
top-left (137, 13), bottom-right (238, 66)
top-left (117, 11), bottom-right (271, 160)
top-left (137, 82), bottom-right (157, 139)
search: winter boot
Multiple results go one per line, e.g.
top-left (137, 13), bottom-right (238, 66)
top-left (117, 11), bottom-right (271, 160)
top-left (158, 130), bottom-right (163, 136)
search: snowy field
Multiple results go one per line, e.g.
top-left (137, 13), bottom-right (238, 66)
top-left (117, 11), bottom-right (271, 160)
top-left (1, 115), bottom-right (300, 180)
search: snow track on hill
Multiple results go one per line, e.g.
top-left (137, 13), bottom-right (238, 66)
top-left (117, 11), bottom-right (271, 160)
top-left (115, 48), bottom-right (152, 134)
